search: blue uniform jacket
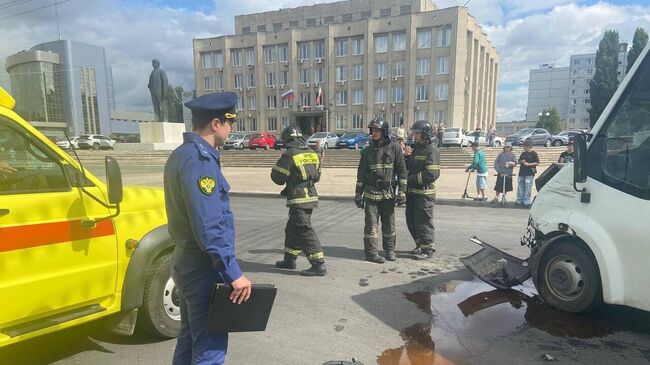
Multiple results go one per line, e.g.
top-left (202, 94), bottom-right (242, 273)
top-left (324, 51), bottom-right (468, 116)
top-left (164, 132), bottom-right (242, 283)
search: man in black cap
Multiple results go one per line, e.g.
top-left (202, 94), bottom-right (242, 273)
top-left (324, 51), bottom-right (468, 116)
top-left (164, 91), bottom-right (252, 365)
top-left (355, 117), bottom-right (407, 263)
top-left (271, 125), bottom-right (326, 276)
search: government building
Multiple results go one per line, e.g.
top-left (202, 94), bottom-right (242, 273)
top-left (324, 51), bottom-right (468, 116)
top-left (193, 0), bottom-right (499, 134)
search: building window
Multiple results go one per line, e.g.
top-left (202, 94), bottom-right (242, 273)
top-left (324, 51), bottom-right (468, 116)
top-left (324, 16), bottom-right (334, 24)
top-left (273, 22), bottom-right (282, 31)
top-left (246, 48), bottom-right (255, 66)
top-left (571, 89), bottom-right (576, 95)
top-left (392, 33), bottom-right (406, 52)
top-left (572, 99), bottom-right (577, 105)
top-left (588, 69), bottom-right (593, 75)
top-left (216, 75), bottom-right (223, 90)
top-left (585, 99), bottom-right (590, 104)
top-left (299, 42), bottom-right (310, 61)
top-left (232, 50), bottom-right (242, 66)
top-left (314, 68), bottom-right (324, 83)
top-left (300, 69), bottom-right (310, 84)
top-left (392, 112), bottom-right (401, 128)
top-left (282, 116), bottom-right (290, 127)
top-left (237, 97), bottom-right (244, 111)
top-left (374, 34), bottom-right (388, 53)
top-left (353, 64), bottom-right (364, 80)
top-left (572, 79), bottom-right (576, 85)
top-left (416, 58), bottom-right (431, 76)
top-left (280, 70), bottom-right (289, 85)
top-left (361, 11), bottom-right (371, 19)
top-left (416, 110), bottom-right (428, 121)
top-left (290, 20), bottom-right (299, 27)
top-left (267, 117), bottom-right (278, 131)
top-left (416, 84), bottom-right (428, 101)
top-left (215, 51), bottom-right (223, 68)
top-left (247, 74), bottom-right (255, 88)
top-left (352, 89), bottom-right (364, 105)
top-left (248, 118), bottom-right (257, 131)
top-left (307, 18), bottom-right (317, 27)
top-left (392, 61), bottom-right (405, 77)
top-left (375, 62), bottom-right (388, 79)
top-left (201, 52), bottom-right (214, 69)
top-left (336, 66), bottom-right (348, 82)
top-left (266, 72), bottom-right (275, 86)
top-left (279, 45), bottom-right (288, 63)
top-left (343, 13), bottom-right (353, 22)
top-left (585, 89), bottom-right (589, 94)
top-left (352, 37), bottom-right (364, 55)
top-left (417, 29), bottom-right (432, 49)
top-left (434, 83), bottom-right (449, 101)
top-left (574, 59), bottom-right (580, 66)
top-left (336, 90), bottom-right (348, 105)
top-left (301, 92), bottom-right (311, 106)
top-left (242, 26), bottom-right (251, 34)
top-left (264, 46), bottom-right (276, 64)
top-left (588, 58), bottom-right (592, 65)
top-left (257, 25), bottom-right (266, 32)
top-left (392, 86), bottom-right (404, 103)
top-left (380, 8), bottom-right (391, 17)
top-left (573, 70), bottom-right (579, 75)
top-left (204, 76), bottom-right (213, 90)
top-left (437, 26), bottom-right (452, 47)
top-left (434, 110), bottom-right (446, 123)
top-left (353, 114), bottom-right (363, 129)
top-left (282, 97), bottom-right (291, 109)
top-left (336, 114), bottom-right (347, 130)
top-left (375, 87), bottom-right (387, 103)
top-left (267, 95), bottom-right (277, 109)
top-left (248, 95), bottom-right (256, 110)
top-left (234, 74), bottom-right (243, 89)
top-left (437, 56), bottom-right (449, 74)
top-left (400, 5), bottom-right (411, 15)
top-left (336, 38), bottom-right (348, 57)
top-left (314, 41), bottom-right (325, 59)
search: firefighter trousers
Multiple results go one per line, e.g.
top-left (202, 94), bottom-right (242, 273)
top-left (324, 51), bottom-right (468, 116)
top-left (405, 194), bottom-right (435, 250)
top-left (284, 207), bottom-right (324, 263)
top-left (363, 199), bottom-right (396, 256)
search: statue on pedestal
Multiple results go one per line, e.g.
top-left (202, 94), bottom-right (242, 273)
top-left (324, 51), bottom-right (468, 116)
top-left (148, 59), bottom-right (168, 122)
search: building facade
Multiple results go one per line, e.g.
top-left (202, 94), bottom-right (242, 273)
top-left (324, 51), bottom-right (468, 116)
top-left (193, 0), bottom-right (499, 134)
top-left (527, 43), bottom-right (629, 131)
top-left (6, 40), bottom-right (115, 137)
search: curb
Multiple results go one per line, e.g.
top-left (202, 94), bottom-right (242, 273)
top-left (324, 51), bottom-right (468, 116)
top-left (229, 191), bottom-right (529, 210)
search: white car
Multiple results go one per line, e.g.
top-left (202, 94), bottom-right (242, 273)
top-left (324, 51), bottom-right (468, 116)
top-left (441, 128), bottom-right (471, 147)
top-left (307, 132), bottom-right (339, 149)
top-left (55, 136), bottom-right (79, 150)
top-left (77, 134), bottom-right (116, 150)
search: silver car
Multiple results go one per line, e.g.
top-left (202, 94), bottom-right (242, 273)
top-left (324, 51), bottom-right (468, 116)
top-left (224, 133), bottom-right (250, 150)
top-left (505, 128), bottom-right (552, 147)
top-left (551, 130), bottom-right (583, 146)
top-left (77, 134), bottom-right (116, 150)
top-left (307, 132), bottom-right (338, 149)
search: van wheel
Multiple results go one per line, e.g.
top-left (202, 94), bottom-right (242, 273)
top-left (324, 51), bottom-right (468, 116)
top-left (138, 252), bottom-right (181, 338)
top-left (238, 144), bottom-right (244, 150)
top-left (93, 143), bottom-right (100, 150)
top-left (537, 241), bottom-right (602, 313)
top-left (553, 140), bottom-right (563, 147)
top-left (264, 144), bottom-right (270, 151)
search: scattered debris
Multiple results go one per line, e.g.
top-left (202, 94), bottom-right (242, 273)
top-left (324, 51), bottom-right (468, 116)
top-left (542, 353), bottom-right (558, 361)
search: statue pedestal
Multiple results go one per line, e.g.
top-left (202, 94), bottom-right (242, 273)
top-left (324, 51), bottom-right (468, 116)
top-left (114, 122), bottom-right (187, 151)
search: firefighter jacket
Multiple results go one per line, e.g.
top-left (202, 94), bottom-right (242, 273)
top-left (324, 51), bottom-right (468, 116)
top-left (271, 139), bottom-right (321, 209)
top-left (406, 141), bottom-right (441, 196)
top-left (356, 137), bottom-right (407, 201)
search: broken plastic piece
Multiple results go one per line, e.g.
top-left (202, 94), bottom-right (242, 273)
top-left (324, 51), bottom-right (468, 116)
top-left (459, 237), bottom-right (531, 289)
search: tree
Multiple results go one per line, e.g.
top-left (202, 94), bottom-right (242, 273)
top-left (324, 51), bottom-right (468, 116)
top-left (164, 84), bottom-right (184, 123)
top-left (627, 27), bottom-right (649, 72)
top-left (536, 107), bottom-right (562, 134)
top-left (589, 30), bottom-right (620, 128)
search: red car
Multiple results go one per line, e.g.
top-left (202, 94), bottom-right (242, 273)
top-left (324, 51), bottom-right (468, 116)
top-left (248, 132), bottom-right (277, 150)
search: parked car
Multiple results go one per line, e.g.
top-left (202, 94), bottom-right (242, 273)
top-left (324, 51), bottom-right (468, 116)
top-left (55, 136), bottom-right (80, 150)
top-left (441, 128), bottom-right (471, 147)
top-left (274, 138), bottom-right (285, 150)
top-left (336, 133), bottom-right (370, 149)
top-left (505, 128), bottom-right (552, 147)
top-left (551, 130), bottom-right (584, 146)
top-left (224, 133), bottom-right (250, 150)
top-left (307, 132), bottom-right (339, 149)
top-left (77, 134), bottom-right (116, 150)
top-left (248, 132), bottom-right (277, 150)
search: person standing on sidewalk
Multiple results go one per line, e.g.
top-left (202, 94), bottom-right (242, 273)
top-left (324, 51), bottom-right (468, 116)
top-left (466, 142), bottom-right (488, 201)
top-left (493, 142), bottom-right (517, 203)
top-left (487, 125), bottom-right (496, 147)
top-left (165, 92), bottom-right (252, 365)
top-left (355, 117), bottom-right (407, 264)
top-left (517, 140), bottom-right (539, 207)
top-left (271, 125), bottom-right (326, 276)
top-left (405, 121), bottom-right (440, 260)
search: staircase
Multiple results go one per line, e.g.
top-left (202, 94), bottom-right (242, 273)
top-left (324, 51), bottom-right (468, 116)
top-left (70, 146), bottom-right (566, 169)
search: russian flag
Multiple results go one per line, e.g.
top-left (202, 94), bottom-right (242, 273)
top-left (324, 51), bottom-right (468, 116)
top-left (281, 89), bottom-right (295, 100)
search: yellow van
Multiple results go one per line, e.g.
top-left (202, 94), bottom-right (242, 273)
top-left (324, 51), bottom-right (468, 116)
top-left (0, 87), bottom-right (179, 347)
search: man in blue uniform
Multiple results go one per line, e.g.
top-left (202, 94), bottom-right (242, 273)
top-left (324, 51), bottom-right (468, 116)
top-left (164, 91), bottom-right (252, 365)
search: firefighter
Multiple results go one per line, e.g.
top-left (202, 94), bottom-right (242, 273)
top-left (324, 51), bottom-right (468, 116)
top-left (271, 125), bottom-right (326, 276)
top-left (405, 121), bottom-right (440, 260)
top-left (355, 117), bottom-right (407, 263)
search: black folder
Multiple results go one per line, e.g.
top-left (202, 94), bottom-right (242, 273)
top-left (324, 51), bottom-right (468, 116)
top-left (207, 284), bottom-right (277, 333)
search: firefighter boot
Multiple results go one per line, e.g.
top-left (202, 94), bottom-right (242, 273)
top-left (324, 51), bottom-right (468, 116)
top-left (276, 253), bottom-right (297, 269)
top-left (385, 250), bottom-right (397, 261)
top-left (365, 254), bottom-right (386, 264)
top-left (413, 249), bottom-right (434, 260)
top-left (301, 261), bottom-right (327, 276)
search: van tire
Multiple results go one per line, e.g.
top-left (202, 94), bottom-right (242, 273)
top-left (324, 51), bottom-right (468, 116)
top-left (537, 241), bottom-right (603, 313)
top-left (138, 252), bottom-right (181, 338)
top-left (93, 143), bottom-right (100, 150)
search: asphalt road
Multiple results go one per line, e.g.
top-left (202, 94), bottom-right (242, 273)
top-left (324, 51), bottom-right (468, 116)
top-left (1, 197), bottom-right (649, 365)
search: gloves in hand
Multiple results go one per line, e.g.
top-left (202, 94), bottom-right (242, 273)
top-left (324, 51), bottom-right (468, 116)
top-left (355, 194), bottom-right (365, 209)
top-left (396, 194), bottom-right (406, 206)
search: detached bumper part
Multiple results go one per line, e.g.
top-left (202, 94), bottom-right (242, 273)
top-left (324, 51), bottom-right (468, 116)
top-left (460, 237), bottom-right (531, 289)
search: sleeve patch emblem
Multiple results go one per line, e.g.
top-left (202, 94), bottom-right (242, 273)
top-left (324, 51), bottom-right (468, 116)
top-left (198, 176), bottom-right (216, 196)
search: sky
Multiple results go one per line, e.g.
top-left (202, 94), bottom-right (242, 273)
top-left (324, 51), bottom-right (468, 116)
top-left (0, 0), bottom-right (649, 123)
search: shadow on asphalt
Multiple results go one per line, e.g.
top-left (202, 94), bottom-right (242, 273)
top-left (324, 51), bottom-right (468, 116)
top-left (239, 259), bottom-right (303, 276)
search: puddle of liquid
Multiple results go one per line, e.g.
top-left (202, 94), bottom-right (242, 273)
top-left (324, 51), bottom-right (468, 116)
top-left (378, 279), bottom-right (624, 364)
